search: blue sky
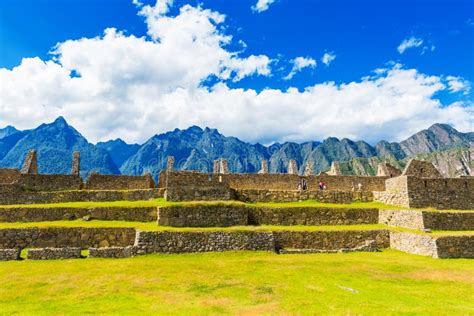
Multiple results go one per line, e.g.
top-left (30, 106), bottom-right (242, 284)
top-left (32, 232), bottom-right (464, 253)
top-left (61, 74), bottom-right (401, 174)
top-left (0, 0), bottom-right (473, 144)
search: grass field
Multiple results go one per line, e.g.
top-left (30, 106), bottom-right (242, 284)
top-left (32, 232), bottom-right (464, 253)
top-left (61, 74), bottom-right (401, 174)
top-left (1, 198), bottom-right (471, 212)
top-left (0, 250), bottom-right (473, 314)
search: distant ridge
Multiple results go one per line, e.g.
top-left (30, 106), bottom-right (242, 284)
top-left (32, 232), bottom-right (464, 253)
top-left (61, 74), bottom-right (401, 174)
top-left (0, 118), bottom-right (472, 178)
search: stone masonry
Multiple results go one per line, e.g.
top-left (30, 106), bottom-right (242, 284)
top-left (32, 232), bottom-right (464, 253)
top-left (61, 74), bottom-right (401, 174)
top-left (21, 150), bottom-right (38, 174)
top-left (376, 162), bottom-right (401, 178)
top-left (27, 247), bottom-right (82, 260)
top-left (71, 151), bottom-right (80, 176)
top-left (288, 160), bottom-right (298, 175)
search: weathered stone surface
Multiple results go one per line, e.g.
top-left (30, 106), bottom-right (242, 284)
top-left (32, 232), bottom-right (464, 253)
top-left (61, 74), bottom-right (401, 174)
top-left (379, 209), bottom-right (425, 230)
top-left (0, 206), bottom-right (157, 222)
top-left (0, 248), bottom-right (21, 261)
top-left (158, 205), bottom-right (248, 227)
top-left (258, 160), bottom-right (269, 174)
top-left (135, 231), bottom-right (275, 254)
top-left (0, 227), bottom-right (136, 249)
top-left (27, 247), bottom-right (81, 260)
top-left (436, 236), bottom-right (474, 258)
top-left (273, 230), bottom-right (389, 251)
top-left (288, 160), bottom-right (298, 175)
top-left (220, 159), bottom-right (229, 174)
top-left (213, 160), bottom-right (220, 174)
top-left (21, 150), bottom-right (38, 174)
top-left (71, 151), bottom-right (80, 176)
top-left (88, 246), bottom-right (137, 258)
top-left (279, 240), bottom-right (378, 254)
top-left (234, 189), bottom-right (373, 203)
top-left (249, 207), bottom-right (379, 226)
top-left (303, 161), bottom-right (314, 176)
top-left (0, 188), bottom-right (163, 205)
top-left (376, 162), bottom-right (401, 178)
top-left (328, 161), bottom-right (341, 176)
top-left (390, 232), bottom-right (437, 257)
top-left (402, 159), bottom-right (442, 178)
top-left (166, 156), bottom-right (175, 172)
top-left (0, 168), bottom-right (21, 184)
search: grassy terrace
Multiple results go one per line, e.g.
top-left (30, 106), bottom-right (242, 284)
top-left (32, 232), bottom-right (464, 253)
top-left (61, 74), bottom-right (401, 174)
top-left (0, 220), bottom-right (472, 236)
top-left (1, 198), bottom-right (472, 212)
top-left (1, 250), bottom-right (473, 314)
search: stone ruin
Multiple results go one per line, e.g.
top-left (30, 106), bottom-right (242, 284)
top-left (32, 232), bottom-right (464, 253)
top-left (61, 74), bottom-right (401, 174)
top-left (166, 156), bottom-right (175, 171)
top-left (376, 162), bottom-right (401, 178)
top-left (304, 161), bottom-right (314, 176)
top-left (258, 160), bottom-right (269, 174)
top-left (21, 150), bottom-right (38, 174)
top-left (71, 151), bottom-right (80, 176)
top-left (0, 151), bottom-right (472, 261)
top-left (328, 161), bottom-right (341, 176)
top-left (288, 160), bottom-right (298, 175)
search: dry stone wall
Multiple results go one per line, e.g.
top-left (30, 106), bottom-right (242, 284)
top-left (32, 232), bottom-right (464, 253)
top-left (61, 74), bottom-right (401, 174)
top-left (0, 169), bottom-right (21, 184)
top-left (89, 246), bottom-right (136, 258)
top-left (17, 174), bottom-right (83, 192)
top-left (0, 206), bottom-right (157, 222)
top-left (389, 232), bottom-right (438, 257)
top-left (134, 231), bottom-right (275, 254)
top-left (273, 230), bottom-right (389, 251)
top-left (0, 249), bottom-right (21, 261)
top-left (27, 247), bottom-right (82, 260)
top-left (436, 236), bottom-right (474, 258)
top-left (0, 227), bottom-right (136, 249)
top-left (0, 188), bottom-right (163, 205)
top-left (249, 207), bottom-right (379, 226)
top-left (234, 189), bottom-right (373, 203)
top-left (157, 204), bottom-right (248, 227)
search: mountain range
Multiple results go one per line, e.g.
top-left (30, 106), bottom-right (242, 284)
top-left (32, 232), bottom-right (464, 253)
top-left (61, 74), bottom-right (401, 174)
top-left (0, 117), bottom-right (472, 178)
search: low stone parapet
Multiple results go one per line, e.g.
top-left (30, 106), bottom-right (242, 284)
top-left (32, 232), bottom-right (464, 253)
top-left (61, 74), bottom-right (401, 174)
top-left (88, 246), bottom-right (137, 258)
top-left (27, 247), bottom-right (81, 260)
top-left (0, 248), bottom-right (21, 261)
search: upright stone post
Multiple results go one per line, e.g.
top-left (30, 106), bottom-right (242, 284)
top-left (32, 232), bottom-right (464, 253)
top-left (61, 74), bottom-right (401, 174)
top-left (329, 161), bottom-right (341, 176)
top-left (71, 151), bottom-right (80, 176)
top-left (166, 156), bottom-right (175, 172)
top-left (288, 159), bottom-right (298, 175)
top-left (259, 159), bottom-right (269, 174)
top-left (303, 161), bottom-right (314, 176)
top-left (213, 160), bottom-right (220, 174)
top-left (220, 159), bottom-right (229, 174)
top-left (21, 149), bottom-right (38, 174)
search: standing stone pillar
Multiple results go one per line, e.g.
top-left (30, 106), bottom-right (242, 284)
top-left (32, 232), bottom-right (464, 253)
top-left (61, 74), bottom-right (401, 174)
top-left (303, 161), bottom-right (314, 176)
top-left (288, 160), bottom-right (298, 175)
top-left (213, 160), bottom-right (220, 174)
top-left (21, 149), bottom-right (38, 174)
top-left (220, 159), bottom-right (229, 174)
top-left (166, 156), bottom-right (175, 172)
top-left (259, 160), bottom-right (269, 174)
top-left (329, 161), bottom-right (341, 176)
top-left (71, 151), bottom-right (80, 176)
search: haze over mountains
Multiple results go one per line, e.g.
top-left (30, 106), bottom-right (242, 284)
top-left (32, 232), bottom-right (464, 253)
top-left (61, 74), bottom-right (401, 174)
top-left (0, 117), bottom-right (472, 178)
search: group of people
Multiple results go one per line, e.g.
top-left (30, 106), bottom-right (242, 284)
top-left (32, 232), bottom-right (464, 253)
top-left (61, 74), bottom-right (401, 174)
top-left (297, 179), bottom-right (328, 191)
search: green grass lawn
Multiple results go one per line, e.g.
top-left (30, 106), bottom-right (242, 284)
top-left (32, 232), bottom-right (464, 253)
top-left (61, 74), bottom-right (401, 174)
top-left (0, 250), bottom-right (473, 314)
top-left (1, 198), bottom-right (472, 212)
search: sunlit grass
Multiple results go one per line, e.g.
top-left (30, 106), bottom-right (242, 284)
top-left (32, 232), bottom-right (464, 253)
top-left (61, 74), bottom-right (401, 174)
top-left (0, 250), bottom-right (473, 314)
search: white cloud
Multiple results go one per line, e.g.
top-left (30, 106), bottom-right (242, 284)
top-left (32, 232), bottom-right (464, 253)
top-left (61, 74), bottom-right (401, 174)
top-left (446, 76), bottom-right (471, 95)
top-left (252, 0), bottom-right (276, 13)
top-left (321, 52), bottom-right (336, 66)
top-left (0, 2), bottom-right (472, 145)
top-left (284, 56), bottom-right (317, 80)
top-left (397, 37), bottom-right (424, 54)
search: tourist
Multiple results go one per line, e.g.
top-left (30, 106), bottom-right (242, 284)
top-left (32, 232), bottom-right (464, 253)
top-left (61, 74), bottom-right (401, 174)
top-left (357, 183), bottom-right (362, 191)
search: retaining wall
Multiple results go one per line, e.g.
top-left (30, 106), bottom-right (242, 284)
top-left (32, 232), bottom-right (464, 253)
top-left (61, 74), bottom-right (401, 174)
top-left (0, 169), bottom-right (21, 184)
top-left (436, 236), bottom-right (474, 258)
top-left (0, 206), bottom-right (157, 222)
top-left (249, 207), bottom-right (379, 226)
top-left (0, 227), bottom-right (136, 249)
top-left (0, 188), bottom-right (163, 205)
top-left (17, 174), bottom-right (83, 191)
top-left (234, 189), bottom-right (373, 203)
top-left (157, 205), bottom-right (248, 227)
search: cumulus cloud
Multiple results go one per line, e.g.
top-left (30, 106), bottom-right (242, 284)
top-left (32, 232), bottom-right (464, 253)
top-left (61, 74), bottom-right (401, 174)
top-left (397, 37), bottom-right (423, 54)
top-left (252, 0), bottom-right (276, 13)
top-left (0, 1), bottom-right (472, 145)
top-left (284, 57), bottom-right (317, 80)
top-left (446, 76), bottom-right (471, 95)
top-left (321, 52), bottom-right (336, 66)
